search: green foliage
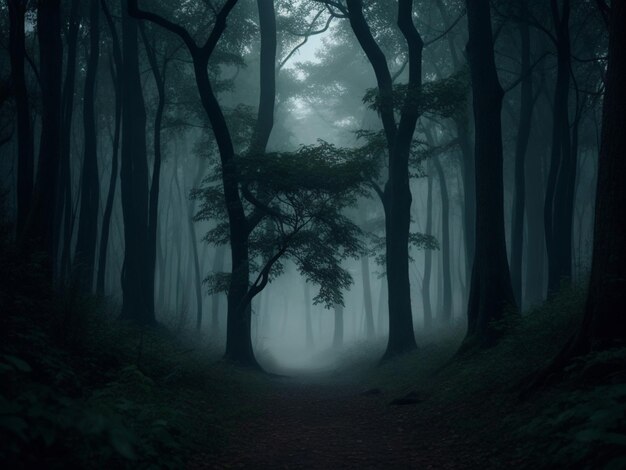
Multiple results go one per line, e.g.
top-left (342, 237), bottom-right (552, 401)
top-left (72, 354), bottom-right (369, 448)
top-left (194, 140), bottom-right (380, 307)
top-left (353, 129), bottom-right (428, 177)
top-left (0, 352), bottom-right (140, 467)
top-left (520, 376), bottom-right (626, 468)
top-left (367, 231), bottom-right (439, 271)
top-left (363, 69), bottom-right (469, 119)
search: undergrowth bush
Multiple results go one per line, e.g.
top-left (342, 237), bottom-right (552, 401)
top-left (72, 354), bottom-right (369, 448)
top-left (520, 352), bottom-right (626, 469)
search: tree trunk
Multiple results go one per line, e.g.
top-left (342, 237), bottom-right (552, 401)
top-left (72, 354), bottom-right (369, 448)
top-left (304, 281), bottom-right (314, 349)
top-left (526, 4), bottom-right (626, 392)
top-left (576, 1), bottom-right (626, 350)
top-left (186, 158), bottom-right (207, 331)
top-left (544, 0), bottom-right (573, 295)
top-left (524, 142), bottom-right (547, 308)
top-left (57, 0), bottom-right (80, 281)
top-left (357, 255), bottom-right (373, 340)
top-left (119, 0), bottom-right (153, 324)
top-left (333, 303), bottom-right (344, 348)
top-left (8, 0), bottom-right (34, 238)
top-left (75, 0), bottom-right (101, 292)
top-left (345, 0), bottom-right (420, 359)
top-left (510, 0), bottom-right (534, 308)
top-left (435, 0), bottom-right (475, 308)
top-left (433, 154), bottom-right (452, 323)
top-left (140, 24), bottom-right (166, 323)
top-left (422, 170), bottom-right (434, 329)
top-left (464, 0), bottom-right (516, 347)
top-left (96, 0), bottom-right (122, 296)
top-left (211, 245), bottom-right (226, 334)
top-left (129, 0), bottom-right (269, 368)
top-left (27, 0), bottom-right (63, 276)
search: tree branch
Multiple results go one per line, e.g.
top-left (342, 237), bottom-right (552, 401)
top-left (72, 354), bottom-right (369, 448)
top-left (128, 0), bottom-right (199, 53)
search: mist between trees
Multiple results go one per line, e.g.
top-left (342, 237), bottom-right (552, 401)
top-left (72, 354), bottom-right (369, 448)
top-left (0, 0), bottom-right (622, 372)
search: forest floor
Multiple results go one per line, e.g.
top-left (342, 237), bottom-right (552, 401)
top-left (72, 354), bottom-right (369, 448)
top-left (2, 246), bottom-right (626, 469)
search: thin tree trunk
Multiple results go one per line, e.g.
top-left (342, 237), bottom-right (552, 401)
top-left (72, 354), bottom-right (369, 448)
top-left (333, 303), bottom-right (344, 348)
top-left (57, 0), bottom-right (80, 280)
top-left (75, 0), bottom-right (101, 292)
top-left (211, 245), bottom-right (226, 334)
top-left (8, 0), bottom-right (34, 238)
top-left (433, 154), bottom-right (452, 323)
top-left (360, 254), bottom-right (375, 339)
top-left (27, 0), bottom-right (63, 277)
top-left (140, 24), bottom-right (166, 323)
top-left (544, 0), bottom-right (573, 295)
top-left (510, 0), bottom-right (534, 308)
top-left (577, 1), bottom-right (626, 348)
top-left (422, 170), bottom-right (434, 329)
top-left (304, 281), bottom-right (314, 349)
top-left (96, 0), bottom-right (123, 296)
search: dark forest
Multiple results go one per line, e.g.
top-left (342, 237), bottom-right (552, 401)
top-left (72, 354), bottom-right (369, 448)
top-left (0, 0), bottom-right (625, 468)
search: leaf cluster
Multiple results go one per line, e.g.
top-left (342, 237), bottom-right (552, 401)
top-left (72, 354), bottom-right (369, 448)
top-left (363, 69), bottom-right (469, 119)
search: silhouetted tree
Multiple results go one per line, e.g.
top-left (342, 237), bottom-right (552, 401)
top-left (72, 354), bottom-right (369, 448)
top-left (26, 0), bottom-right (63, 276)
top-left (8, 0), bottom-right (34, 238)
top-left (119, 0), bottom-right (153, 324)
top-left (463, 0), bottom-right (516, 347)
top-left (75, 0), bottom-right (101, 291)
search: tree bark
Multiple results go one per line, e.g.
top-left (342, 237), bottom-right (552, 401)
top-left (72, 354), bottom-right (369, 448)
top-left (140, 23), bottom-right (166, 323)
top-left (422, 170), bottom-right (434, 329)
top-left (435, 0), bottom-right (474, 309)
top-left (304, 281), bottom-right (314, 349)
top-left (576, 1), bottom-right (626, 350)
top-left (526, 4), bottom-right (626, 392)
top-left (544, 0), bottom-right (573, 295)
top-left (129, 0), bottom-right (272, 368)
top-left (119, 0), bottom-right (153, 324)
top-left (8, 0), bottom-right (34, 238)
top-left (75, 0), bottom-right (101, 292)
top-left (333, 303), bottom-right (344, 348)
top-left (211, 245), bottom-right (226, 334)
top-left (97, 0), bottom-right (123, 296)
top-left (360, 254), bottom-right (375, 339)
top-left (510, 0), bottom-right (534, 308)
top-left (432, 154), bottom-right (452, 323)
top-left (26, 0), bottom-right (63, 276)
top-left (57, 0), bottom-right (80, 281)
top-left (345, 0), bottom-right (421, 359)
top-left (463, 0), bottom-right (517, 347)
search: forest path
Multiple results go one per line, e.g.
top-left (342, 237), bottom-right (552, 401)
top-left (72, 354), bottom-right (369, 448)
top-left (191, 370), bottom-right (505, 469)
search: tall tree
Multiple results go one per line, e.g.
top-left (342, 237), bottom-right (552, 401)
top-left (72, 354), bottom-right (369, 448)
top-left (544, 0), bottom-right (574, 295)
top-left (96, 0), bottom-right (122, 296)
top-left (27, 0), bottom-right (63, 274)
top-left (8, 0), bottom-right (34, 238)
top-left (432, 151), bottom-right (452, 323)
top-left (74, 0), bottom-right (101, 291)
top-left (463, 0), bottom-right (516, 347)
top-left (336, 0), bottom-right (423, 358)
top-left (573, 1), bottom-right (626, 352)
top-left (57, 0), bottom-right (80, 281)
top-left (528, 3), bottom-right (625, 389)
top-left (509, 0), bottom-right (534, 308)
top-left (360, 253), bottom-right (375, 339)
top-left (333, 303), bottom-right (344, 348)
top-left (129, 0), bottom-right (275, 366)
top-left (140, 22), bottom-right (170, 322)
top-left (422, 168), bottom-right (434, 329)
top-left (119, 0), bottom-right (153, 324)
top-left (435, 0), bottom-right (474, 308)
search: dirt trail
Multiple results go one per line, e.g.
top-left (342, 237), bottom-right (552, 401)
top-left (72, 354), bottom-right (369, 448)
top-left (191, 374), bottom-right (505, 469)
